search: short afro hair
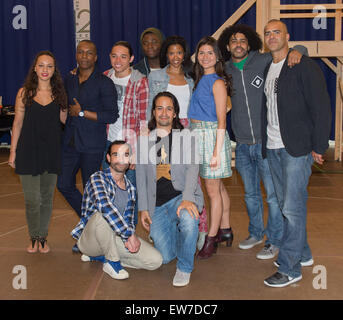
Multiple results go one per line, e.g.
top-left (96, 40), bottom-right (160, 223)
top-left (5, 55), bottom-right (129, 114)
top-left (218, 24), bottom-right (263, 61)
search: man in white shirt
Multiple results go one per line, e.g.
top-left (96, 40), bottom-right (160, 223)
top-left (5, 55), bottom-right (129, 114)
top-left (262, 20), bottom-right (331, 288)
top-left (103, 41), bottom-right (149, 226)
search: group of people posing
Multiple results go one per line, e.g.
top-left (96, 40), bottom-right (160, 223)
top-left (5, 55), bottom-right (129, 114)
top-left (9, 20), bottom-right (331, 288)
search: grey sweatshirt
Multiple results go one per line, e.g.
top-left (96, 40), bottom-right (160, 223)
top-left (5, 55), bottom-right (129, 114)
top-left (226, 50), bottom-right (271, 145)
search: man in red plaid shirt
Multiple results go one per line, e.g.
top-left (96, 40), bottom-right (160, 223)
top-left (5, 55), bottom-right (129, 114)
top-left (103, 41), bottom-right (149, 225)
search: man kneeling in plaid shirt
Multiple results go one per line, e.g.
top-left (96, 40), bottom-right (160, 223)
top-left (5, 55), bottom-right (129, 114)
top-left (71, 141), bottom-right (162, 280)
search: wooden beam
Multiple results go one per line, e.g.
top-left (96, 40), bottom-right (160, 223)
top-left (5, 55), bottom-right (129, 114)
top-left (211, 0), bottom-right (256, 39)
top-left (335, 0), bottom-right (342, 41)
top-left (256, 0), bottom-right (271, 42)
top-left (288, 41), bottom-right (343, 57)
top-left (339, 77), bottom-right (343, 98)
top-left (280, 12), bottom-right (336, 19)
top-left (321, 58), bottom-right (338, 74)
top-left (270, 0), bottom-right (280, 20)
top-left (276, 4), bottom-right (343, 10)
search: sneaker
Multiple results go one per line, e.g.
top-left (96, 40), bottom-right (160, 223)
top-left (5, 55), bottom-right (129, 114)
top-left (148, 236), bottom-right (154, 244)
top-left (264, 272), bottom-right (302, 287)
top-left (103, 261), bottom-right (129, 280)
top-left (300, 258), bottom-right (314, 267)
top-left (173, 269), bottom-right (191, 287)
top-left (274, 258), bottom-right (314, 268)
top-left (256, 244), bottom-right (279, 260)
top-left (238, 236), bottom-right (263, 250)
top-left (197, 232), bottom-right (207, 251)
top-left (81, 254), bottom-right (106, 263)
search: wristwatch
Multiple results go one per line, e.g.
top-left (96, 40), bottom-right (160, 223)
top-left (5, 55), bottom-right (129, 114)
top-left (78, 111), bottom-right (84, 117)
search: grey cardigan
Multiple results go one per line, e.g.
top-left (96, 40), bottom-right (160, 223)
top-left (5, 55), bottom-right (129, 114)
top-left (135, 130), bottom-right (204, 217)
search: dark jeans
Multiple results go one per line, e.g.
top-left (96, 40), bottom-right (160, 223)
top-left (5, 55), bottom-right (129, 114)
top-left (57, 145), bottom-right (103, 217)
top-left (20, 172), bottom-right (57, 238)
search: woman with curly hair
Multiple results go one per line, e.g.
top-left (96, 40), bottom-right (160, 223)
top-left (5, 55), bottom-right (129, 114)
top-left (188, 36), bottom-right (233, 259)
top-left (9, 51), bottom-right (67, 253)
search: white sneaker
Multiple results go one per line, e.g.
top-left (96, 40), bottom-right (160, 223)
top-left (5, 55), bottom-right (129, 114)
top-left (274, 258), bottom-right (314, 268)
top-left (81, 254), bottom-right (90, 262)
top-left (81, 254), bottom-right (106, 263)
top-left (197, 232), bottom-right (207, 251)
top-left (239, 236), bottom-right (263, 250)
top-left (173, 269), bottom-right (191, 287)
top-left (103, 262), bottom-right (129, 280)
top-left (256, 244), bottom-right (279, 260)
top-left (300, 258), bottom-right (314, 267)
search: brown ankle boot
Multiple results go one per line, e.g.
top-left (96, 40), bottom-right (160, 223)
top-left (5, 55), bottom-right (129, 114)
top-left (216, 228), bottom-right (234, 247)
top-left (197, 235), bottom-right (218, 259)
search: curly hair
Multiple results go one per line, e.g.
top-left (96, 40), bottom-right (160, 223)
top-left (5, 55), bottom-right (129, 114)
top-left (159, 35), bottom-right (194, 78)
top-left (218, 24), bottom-right (263, 61)
top-left (193, 36), bottom-right (233, 96)
top-left (22, 50), bottom-right (67, 110)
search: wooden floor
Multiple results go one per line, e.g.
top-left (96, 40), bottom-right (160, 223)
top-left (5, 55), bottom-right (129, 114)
top-left (0, 146), bottom-right (342, 302)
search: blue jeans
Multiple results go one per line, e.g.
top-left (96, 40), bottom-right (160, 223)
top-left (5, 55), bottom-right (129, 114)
top-left (102, 140), bottom-right (138, 225)
top-left (150, 194), bottom-right (199, 273)
top-left (235, 143), bottom-right (283, 247)
top-left (57, 144), bottom-right (103, 217)
top-left (267, 148), bottom-right (313, 278)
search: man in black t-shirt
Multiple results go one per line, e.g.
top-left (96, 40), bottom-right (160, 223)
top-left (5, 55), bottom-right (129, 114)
top-left (136, 92), bottom-right (204, 287)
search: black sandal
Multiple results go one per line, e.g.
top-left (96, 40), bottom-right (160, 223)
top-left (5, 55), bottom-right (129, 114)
top-left (38, 237), bottom-right (50, 253)
top-left (27, 236), bottom-right (39, 253)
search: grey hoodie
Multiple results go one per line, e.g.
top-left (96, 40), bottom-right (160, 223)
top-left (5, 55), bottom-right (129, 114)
top-left (226, 50), bottom-right (271, 145)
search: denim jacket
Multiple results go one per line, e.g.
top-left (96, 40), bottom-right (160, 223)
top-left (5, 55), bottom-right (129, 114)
top-left (147, 65), bottom-right (194, 120)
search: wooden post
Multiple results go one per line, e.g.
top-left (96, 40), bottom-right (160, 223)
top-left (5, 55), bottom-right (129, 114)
top-left (270, 0), bottom-right (281, 20)
top-left (334, 1), bottom-right (343, 161)
top-left (335, 59), bottom-right (343, 161)
top-left (335, 0), bottom-right (342, 41)
top-left (256, 0), bottom-right (270, 42)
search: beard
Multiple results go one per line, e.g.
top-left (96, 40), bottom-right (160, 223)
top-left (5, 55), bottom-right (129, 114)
top-left (231, 47), bottom-right (249, 60)
top-left (110, 162), bottom-right (129, 173)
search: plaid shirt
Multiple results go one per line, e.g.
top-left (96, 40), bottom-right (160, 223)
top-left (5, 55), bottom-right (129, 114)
top-left (104, 68), bottom-right (149, 151)
top-left (71, 168), bottom-right (136, 242)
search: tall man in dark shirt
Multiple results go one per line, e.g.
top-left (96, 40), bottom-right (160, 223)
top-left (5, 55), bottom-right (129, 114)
top-left (262, 20), bottom-right (331, 287)
top-left (57, 40), bottom-right (118, 223)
